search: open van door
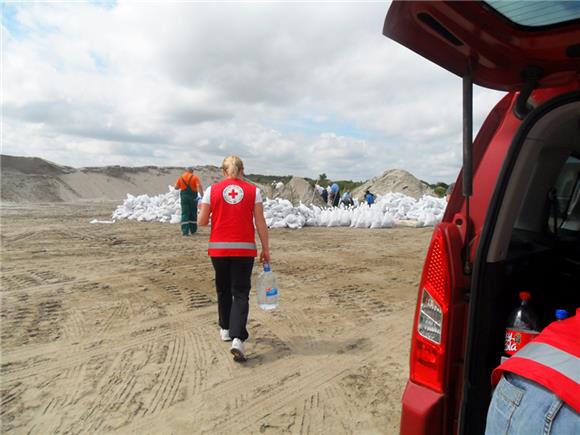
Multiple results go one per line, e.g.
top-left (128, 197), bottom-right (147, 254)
top-left (384, 1), bottom-right (580, 92)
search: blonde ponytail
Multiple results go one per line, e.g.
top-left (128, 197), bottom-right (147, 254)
top-left (221, 155), bottom-right (244, 178)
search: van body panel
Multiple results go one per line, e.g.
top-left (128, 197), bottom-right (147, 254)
top-left (399, 381), bottom-right (443, 434)
top-left (439, 224), bottom-right (469, 434)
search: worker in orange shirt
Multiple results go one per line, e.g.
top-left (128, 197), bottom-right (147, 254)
top-left (175, 167), bottom-right (204, 236)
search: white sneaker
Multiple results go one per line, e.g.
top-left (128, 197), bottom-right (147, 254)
top-left (220, 329), bottom-right (232, 342)
top-left (230, 338), bottom-right (246, 362)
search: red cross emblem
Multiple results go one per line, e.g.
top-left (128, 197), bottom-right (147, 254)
top-left (223, 184), bottom-right (244, 204)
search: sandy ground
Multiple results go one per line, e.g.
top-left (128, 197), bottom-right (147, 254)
top-left (0, 202), bottom-right (432, 435)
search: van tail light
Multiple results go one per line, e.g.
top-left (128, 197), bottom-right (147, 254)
top-left (418, 289), bottom-right (443, 343)
top-left (410, 227), bottom-right (451, 393)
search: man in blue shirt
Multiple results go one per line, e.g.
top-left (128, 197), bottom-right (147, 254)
top-left (341, 190), bottom-right (353, 206)
top-left (365, 190), bottom-right (375, 205)
top-left (330, 182), bottom-right (340, 207)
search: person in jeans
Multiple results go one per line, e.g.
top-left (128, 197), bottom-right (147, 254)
top-left (198, 156), bottom-right (270, 362)
top-left (485, 309), bottom-right (579, 434)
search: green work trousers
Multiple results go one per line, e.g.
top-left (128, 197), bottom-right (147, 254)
top-left (180, 191), bottom-right (198, 235)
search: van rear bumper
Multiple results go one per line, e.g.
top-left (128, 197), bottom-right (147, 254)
top-left (400, 380), bottom-right (444, 435)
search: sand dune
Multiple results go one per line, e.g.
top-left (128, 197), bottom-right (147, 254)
top-left (352, 169), bottom-right (434, 200)
top-left (1, 155), bottom-right (224, 203)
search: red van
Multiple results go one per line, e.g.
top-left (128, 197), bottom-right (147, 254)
top-left (383, 2), bottom-right (580, 434)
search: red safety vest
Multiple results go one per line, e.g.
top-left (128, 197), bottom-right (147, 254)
top-left (208, 178), bottom-right (257, 257)
top-left (492, 308), bottom-right (580, 413)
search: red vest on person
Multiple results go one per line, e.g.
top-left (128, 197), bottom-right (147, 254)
top-left (208, 178), bottom-right (257, 257)
top-left (491, 308), bottom-right (580, 413)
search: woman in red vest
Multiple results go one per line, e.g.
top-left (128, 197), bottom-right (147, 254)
top-left (198, 156), bottom-right (270, 362)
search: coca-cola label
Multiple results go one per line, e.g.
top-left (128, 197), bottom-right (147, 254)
top-left (504, 328), bottom-right (539, 355)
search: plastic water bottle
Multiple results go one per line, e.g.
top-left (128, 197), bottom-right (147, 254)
top-left (504, 291), bottom-right (540, 356)
top-left (256, 263), bottom-right (279, 310)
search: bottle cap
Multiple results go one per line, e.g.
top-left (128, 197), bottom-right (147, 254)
top-left (555, 309), bottom-right (569, 320)
top-left (263, 263), bottom-right (271, 272)
top-left (519, 291), bottom-right (531, 301)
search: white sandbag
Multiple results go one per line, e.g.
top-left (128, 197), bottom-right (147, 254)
top-left (113, 188), bottom-right (447, 229)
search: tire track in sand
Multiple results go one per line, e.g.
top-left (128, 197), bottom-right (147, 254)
top-left (144, 335), bottom-right (187, 416)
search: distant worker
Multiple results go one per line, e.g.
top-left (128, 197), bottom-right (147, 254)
top-left (326, 185), bottom-right (334, 206)
top-left (198, 156), bottom-right (270, 362)
top-left (331, 182), bottom-right (340, 207)
top-left (446, 182), bottom-right (456, 202)
top-left (175, 166), bottom-right (203, 236)
top-left (321, 186), bottom-right (328, 205)
top-left (485, 308), bottom-right (579, 434)
top-left (327, 185), bottom-right (333, 205)
top-left (364, 190), bottom-right (375, 205)
top-left (341, 190), bottom-right (353, 207)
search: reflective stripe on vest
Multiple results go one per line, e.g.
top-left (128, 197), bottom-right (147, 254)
top-left (515, 342), bottom-right (579, 383)
top-left (208, 242), bottom-right (257, 250)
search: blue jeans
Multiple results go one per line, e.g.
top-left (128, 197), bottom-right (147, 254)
top-left (485, 372), bottom-right (579, 435)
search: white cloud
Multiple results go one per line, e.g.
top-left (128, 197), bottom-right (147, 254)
top-left (2, 1), bottom-right (504, 183)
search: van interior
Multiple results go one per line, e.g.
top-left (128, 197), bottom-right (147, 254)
top-left (460, 95), bottom-right (580, 433)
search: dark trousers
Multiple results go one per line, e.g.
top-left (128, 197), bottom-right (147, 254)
top-left (211, 257), bottom-right (254, 341)
top-left (180, 192), bottom-right (198, 235)
top-left (332, 193), bottom-right (340, 207)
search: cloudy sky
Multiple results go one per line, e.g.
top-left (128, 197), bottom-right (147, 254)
top-left (2, 1), bottom-right (504, 183)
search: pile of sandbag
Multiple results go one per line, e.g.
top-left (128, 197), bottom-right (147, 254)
top-left (112, 188), bottom-right (446, 229)
top-left (262, 192), bottom-right (445, 229)
top-left (112, 186), bottom-right (182, 224)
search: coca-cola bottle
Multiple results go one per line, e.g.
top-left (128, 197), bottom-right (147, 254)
top-left (504, 291), bottom-right (540, 356)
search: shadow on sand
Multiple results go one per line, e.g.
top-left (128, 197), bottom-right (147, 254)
top-left (240, 336), bottom-right (369, 368)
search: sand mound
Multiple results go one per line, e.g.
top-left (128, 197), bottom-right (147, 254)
top-left (1, 155), bottom-right (74, 175)
top-left (1, 155), bottom-right (224, 203)
top-left (272, 176), bottom-right (325, 206)
top-left (1, 155), bottom-right (272, 204)
top-left (352, 169), bottom-right (434, 200)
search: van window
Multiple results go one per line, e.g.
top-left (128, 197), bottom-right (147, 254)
top-left (485, 1), bottom-right (580, 27)
top-left (549, 155), bottom-right (580, 233)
